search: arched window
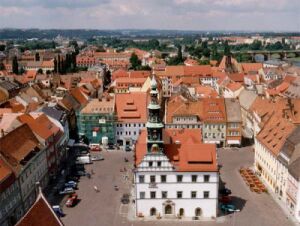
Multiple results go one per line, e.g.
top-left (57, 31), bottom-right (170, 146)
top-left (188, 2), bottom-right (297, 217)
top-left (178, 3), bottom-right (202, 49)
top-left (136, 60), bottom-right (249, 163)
top-left (150, 208), bottom-right (156, 216)
top-left (165, 205), bottom-right (172, 214)
top-left (195, 208), bottom-right (202, 217)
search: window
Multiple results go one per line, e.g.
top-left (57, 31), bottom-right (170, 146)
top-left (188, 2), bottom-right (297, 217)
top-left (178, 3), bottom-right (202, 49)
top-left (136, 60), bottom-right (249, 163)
top-left (162, 191), bottom-right (168, 198)
top-left (157, 161), bottom-right (161, 167)
top-left (192, 175), bottom-right (197, 182)
top-left (139, 175), bottom-right (144, 183)
top-left (191, 191), bottom-right (197, 198)
top-left (177, 191), bottom-right (183, 198)
top-left (150, 175), bottom-right (156, 183)
top-left (150, 191), bottom-right (156, 199)
top-left (177, 175), bottom-right (183, 182)
top-left (140, 192), bottom-right (145, 199)
top-left (161, 175), bottom-right (166, 183)
top-left (149, 161), bottom-right (153, 167)
top-left (204, 175), bottom-right (210, 182)
top-left (203, 191), bottom-right (209, 199)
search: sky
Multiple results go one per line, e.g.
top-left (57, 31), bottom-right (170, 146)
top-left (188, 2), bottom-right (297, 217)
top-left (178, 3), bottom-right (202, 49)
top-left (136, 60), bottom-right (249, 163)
top-left (0, 0), bottom-right (299, 31)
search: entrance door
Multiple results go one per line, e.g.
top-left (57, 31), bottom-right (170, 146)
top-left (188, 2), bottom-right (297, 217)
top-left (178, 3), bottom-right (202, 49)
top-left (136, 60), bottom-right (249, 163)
top-left (165, 205), bottom-right (172, 215)
top-left (150, 208), bottom-right (156, 216)
top-left (179, 208), bottom-right (184, 216)
top-left (195, 208), bottom-right (202, 217)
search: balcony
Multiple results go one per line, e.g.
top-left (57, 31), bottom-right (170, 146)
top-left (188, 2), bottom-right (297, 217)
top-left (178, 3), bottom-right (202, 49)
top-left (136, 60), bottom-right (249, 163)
top-left (149, 182), bottom-right (158, 188)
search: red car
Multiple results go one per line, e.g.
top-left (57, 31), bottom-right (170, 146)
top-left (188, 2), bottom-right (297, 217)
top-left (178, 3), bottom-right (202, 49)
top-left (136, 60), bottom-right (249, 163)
top-left (66, 193), bottom-right (78, 207)
top-left (219, 195), bottom-right (232, 204)
top-left (89, 144), bottom-right (101, 152)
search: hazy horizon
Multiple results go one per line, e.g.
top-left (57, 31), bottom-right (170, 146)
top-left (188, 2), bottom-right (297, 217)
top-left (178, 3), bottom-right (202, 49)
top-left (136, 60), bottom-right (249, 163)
top-left (0, 0), bottom-right (299, 32)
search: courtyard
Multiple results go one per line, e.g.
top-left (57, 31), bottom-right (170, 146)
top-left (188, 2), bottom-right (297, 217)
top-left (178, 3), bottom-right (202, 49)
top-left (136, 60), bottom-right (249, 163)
top-left (60, 147), bottom-right (295, 226)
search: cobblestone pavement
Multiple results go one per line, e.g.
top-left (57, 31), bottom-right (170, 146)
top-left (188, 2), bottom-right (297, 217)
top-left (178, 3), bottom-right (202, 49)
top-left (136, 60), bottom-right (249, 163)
top-left (60, 147), bottom-right (295, 226)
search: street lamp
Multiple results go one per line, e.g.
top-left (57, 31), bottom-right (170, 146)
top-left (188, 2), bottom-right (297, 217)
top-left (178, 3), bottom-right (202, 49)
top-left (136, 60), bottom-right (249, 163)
top-left (229, 209), bottom-right (240, 226)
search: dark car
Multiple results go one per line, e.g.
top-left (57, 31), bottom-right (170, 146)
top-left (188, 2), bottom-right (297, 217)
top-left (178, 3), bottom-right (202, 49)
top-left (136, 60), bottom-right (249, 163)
top-left (220, 204), bottom-right (239, 213)
top-left (108, 144), bottom-right (115, 150)
top-left (121, 193), bottom-right (130, 204)
top-left (219, 188), bottom-right (232, 196)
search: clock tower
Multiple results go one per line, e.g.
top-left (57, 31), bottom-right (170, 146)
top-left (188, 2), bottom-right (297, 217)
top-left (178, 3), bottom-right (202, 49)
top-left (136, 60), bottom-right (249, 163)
top-left (146, 76), bottom-right (164, 153)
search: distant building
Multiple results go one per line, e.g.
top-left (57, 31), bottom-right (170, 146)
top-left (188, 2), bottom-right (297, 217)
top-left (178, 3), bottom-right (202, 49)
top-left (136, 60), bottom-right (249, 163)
top-left (78, 96), bottom-right (115, 144)
top-left (224, 99), bottom-right (242, 146)
top-left (202, 98), bottom-right (226, 147)
top-left (115, 92), bottom-right (147, 148)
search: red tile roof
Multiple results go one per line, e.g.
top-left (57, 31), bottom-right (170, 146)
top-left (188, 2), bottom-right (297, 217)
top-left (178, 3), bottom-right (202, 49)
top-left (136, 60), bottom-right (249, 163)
top-left (257, 112), bottom-right (296, 156)
top-left (202, 98), bottom-right (226, 123)
top-left (241, 63), bottom-right (263, 74)
top-left (16, 191), bottom-right (64, 226)
top-left (115, 92), bottom-right (147, 123)
top-left (70, 87), bottom-right (88, 106)
top-left (135, 129), bottom-right (217, 172)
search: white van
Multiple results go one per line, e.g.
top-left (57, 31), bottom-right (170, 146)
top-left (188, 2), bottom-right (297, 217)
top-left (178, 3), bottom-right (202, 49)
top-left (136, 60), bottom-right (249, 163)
top-left (76, 156), bottom-right (92, 164)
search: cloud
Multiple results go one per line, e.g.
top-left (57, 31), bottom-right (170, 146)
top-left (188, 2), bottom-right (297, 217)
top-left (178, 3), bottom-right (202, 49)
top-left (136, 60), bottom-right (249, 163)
top-left (0, 0), bottom-right (299, 31)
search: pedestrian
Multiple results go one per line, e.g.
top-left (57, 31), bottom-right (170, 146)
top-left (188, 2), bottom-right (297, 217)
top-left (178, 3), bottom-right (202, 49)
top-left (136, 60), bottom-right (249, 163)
top-left (94, 185), bottom-right (99, 192)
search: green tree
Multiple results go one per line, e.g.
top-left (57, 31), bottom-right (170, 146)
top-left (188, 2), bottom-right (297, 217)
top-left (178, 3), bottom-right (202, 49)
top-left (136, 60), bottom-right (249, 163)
top-left (177, 45), bottom-right (183, 63)
top-left (148, 39), bottom-right (160, 50)
top-left (37, 68), bottom-right (43, 74)
top-left (12, 56), bottom-right (18, 74)
top-left (103, 70), bottom-right (111, 88)
top-left (250, 40), bottom-right (262, 50)
top-left (35, 52), bottom-right (40, 61)
top-left (130, 53), bottom-right (141, 70)
top-left (224, 41), bottom-right (231, 56)
top-left (54, 57), bottom-right (58, 73)
top-left (0, 45), bottom-right (5, 51)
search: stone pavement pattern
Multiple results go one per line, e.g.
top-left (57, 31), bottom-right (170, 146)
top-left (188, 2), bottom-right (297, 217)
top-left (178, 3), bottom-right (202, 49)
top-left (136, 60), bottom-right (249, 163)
top-left (61, 148), bottom-right (295, 226)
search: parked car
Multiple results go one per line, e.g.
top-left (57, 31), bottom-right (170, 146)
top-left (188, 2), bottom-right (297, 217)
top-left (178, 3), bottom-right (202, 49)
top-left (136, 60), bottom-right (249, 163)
top-left (219, 188), bottom-right (232, 196)
top-left (64, 181), bottom-right (77, 189)
top-left (220, 204), bottom-right (239, 213)
top-left (89, 144), bottom-right (101, 152)
top-left (76, 156), bottom-right (92, 164)
top-left (59, 187), bottom-right (75, 195)
top-left (219, 195), bottom-right (232, 204)
top-left (121, 193), bottom-right (130, 204)
top-left (108, 144), bottom-right (115, 150)
top-left (66, 193), bottom-right (78, 207)
top-left (75, 171), bottom-right (87, 176)
top-left (52, 205), bottom-right (65, 217)
top-left (91, 155), bottom-right (104, 161)
top-left (66, 175), bottom-right (79, 182)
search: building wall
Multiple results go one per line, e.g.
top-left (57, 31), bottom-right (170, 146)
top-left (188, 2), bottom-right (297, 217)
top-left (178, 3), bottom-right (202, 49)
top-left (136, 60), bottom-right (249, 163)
top-left (78, 113), bottom-right (115, 144)
top-left (115, 122), bottom-right (146, 147)
top-left (286, 175), bottom-right (300, 222)
top-left (19, 148), bottom-right (48, 212)
top-left (0, 181), bottom-right (23, 226)
top-left (135, 171), bottom-right (218, 218)
top-left (226, 122), bottom-right (242, 146)
top-left (202, 123), bottom-right (226, 145)
top-left (254, 139), bottom-right (278, 193)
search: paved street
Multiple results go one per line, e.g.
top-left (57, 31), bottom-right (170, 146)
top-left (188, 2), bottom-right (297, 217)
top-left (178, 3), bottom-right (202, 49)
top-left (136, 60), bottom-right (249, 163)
top-left (60, 148), bottom-right (295, 226)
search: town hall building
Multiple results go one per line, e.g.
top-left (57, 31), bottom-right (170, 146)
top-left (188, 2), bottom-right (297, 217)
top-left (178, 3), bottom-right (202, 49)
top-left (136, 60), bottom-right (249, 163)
top-left (134, 77), bottom-right (219, 220)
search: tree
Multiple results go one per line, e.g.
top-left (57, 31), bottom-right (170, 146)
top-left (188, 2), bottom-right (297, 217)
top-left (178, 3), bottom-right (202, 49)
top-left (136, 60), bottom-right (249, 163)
top-left (12, 56), bottom-right (18, 74)
top-left (0, 45), bottom-right (5, 52)
top-left (37, 68), bottom-right (43, 74)
top-left (148, 39), bottom-right (160, 50)
top-left (130, 53), bottom-right (141, 70)
top-left (211, 42), bottom-right (220, 61)
top-left (35, 52), bottom-right (40, 61)
top-left (177, 45), bottom-right (183, 63)
top-left (69, 40), bottom-right (79, 55)
top-left (103, 70), bottom-right (111, 88)
top-left (224, 41), bottom-right (231, 56)
top-left (54, 57), bottom-right (58, 73)
top-left (250, 40), bottom-right (262, 51)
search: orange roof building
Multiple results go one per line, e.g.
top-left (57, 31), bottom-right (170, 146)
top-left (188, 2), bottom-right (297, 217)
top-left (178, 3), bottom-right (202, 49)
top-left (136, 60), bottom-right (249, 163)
top-left (134, 77), bottom-right (218, 218)
top-left (16, 189), bottom-right (64, 226)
